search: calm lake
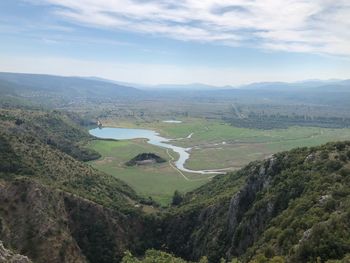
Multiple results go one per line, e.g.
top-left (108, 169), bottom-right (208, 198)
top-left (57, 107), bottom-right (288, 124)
top-left (89, 127), bottom-right (220, 174)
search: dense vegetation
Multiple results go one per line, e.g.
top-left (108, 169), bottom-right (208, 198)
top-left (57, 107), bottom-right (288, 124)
top-left (0, 108), bottom-right (139, 211)
top-left (125, 153), bottom-right (166, 166)
top-left (121, 250), bottom-right (210, 263)
top-left (1, 73), bottom-right (350, 263)
top-left (0, 108), bottom-right (149, 263)
top-left (0, 108), bottom-right (100, 161)
top-left (157, 141), bottom-right (350, 263)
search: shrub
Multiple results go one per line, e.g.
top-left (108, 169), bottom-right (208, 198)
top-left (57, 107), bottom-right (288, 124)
top-left (320, 151), bottom-right (330, 160)
top-left (339, 168), bottom-right (350, 177)
top-left (172, 190), bottom-right (184, 206)
top-left (326, 161), bottom-right (342, 172)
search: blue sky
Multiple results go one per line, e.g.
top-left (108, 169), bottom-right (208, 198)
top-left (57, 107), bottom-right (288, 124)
top-left (0, 0), bottom-right (349, 85)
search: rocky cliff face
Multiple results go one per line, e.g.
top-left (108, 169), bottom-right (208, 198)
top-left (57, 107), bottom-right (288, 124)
top-left (227, 157), bottom-right (278, 257)
top-left (161, 142), bottom-right (350, 262)
top-left (0, 178), bottom-right (87, 263)
top-left (0, 241), bottom-right (32, 263)
top-left (0, 178), bottom-right (143, 263)
top-left (161, 157), bottom-right (279, 262)
top-left (63, 192), bottom-right (143, 263)
top-left (0, 108), bottom-right (147, 263)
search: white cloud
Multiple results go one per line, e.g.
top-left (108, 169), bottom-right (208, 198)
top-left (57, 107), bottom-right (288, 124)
top-left (28, 0), bottom-right (350, 56)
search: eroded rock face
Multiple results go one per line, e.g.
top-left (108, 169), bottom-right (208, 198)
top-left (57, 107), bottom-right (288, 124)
top-left (0, 241), bottom-right (32, 263)
top-left (0, 179), bottom-right (87, 263)
top-left (227, 157), bottom-right (278, 256)
top-left (161, 156), bottom-right (282, 262)
top-left (63, 193), bottom-right (143, 263)
top-left (0, 179), bottom-right (143, 263)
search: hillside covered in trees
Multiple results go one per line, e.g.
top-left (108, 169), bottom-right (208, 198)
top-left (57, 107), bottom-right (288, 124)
top-left (1, 107), bottom-right (350, 263)
top-left (158, 141), bottom-right (350, 262)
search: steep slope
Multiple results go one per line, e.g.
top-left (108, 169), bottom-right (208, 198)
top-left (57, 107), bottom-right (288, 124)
top-left (0, 241), bottom-right (32, 263)
top-left (0, 108), bottom-right (140, 211)
top-left (0, 179), bottom-right (87, 263)
top-left (0, 178), bottom-right (143, 263)
top-left (160, 142), bottom-right (350, 262)
top-left (0, 108), bottom-right (100, 161)
top-left (0, 108), bottom-right (146, 263)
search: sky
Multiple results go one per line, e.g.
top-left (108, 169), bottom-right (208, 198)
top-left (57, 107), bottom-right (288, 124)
top-left (0, 0), bottom-right (349, 86)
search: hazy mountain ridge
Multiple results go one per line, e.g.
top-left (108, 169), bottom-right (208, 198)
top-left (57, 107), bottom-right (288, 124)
top-left (1, 73), bottom-right (349, 113)
top-left (2, 72), bottom-right (348, 95)
top-left (0, 72), bottom-right (143, 100)
top-left (83, 76), bottom-right (350, 91)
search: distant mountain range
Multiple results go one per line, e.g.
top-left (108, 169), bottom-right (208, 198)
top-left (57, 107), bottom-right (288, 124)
top-left (0, 72), bottom-right (142, 99)
top-left (1, 72), bottom-right (349, 93)
top-left (83, 75), bottom-right (350, 91)
top-left (84, 77), bottom-right (229, 90)
top-left (0, 72), bottom-right (349, 110)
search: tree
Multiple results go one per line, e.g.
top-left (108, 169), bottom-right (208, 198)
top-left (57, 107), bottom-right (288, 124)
top-left (171, 190), bottom-right (183, 206)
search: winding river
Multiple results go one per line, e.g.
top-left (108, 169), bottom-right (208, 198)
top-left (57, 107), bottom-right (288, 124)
top-left (89, 127), bottom-right (222, 174)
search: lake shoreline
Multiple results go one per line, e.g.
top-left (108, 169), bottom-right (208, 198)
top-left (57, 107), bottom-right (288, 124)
top-left (89, 127), bottom-right (226, 175)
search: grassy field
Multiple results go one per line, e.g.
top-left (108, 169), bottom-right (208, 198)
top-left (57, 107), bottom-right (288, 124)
top-left (185, 125), bottom-right (350, 170)
top-left (90, 118), bottom-right (350, 204)
top-left (88, 139), bottom-right (210, 205)
top-left (100, 118), bottom-right (350, 169)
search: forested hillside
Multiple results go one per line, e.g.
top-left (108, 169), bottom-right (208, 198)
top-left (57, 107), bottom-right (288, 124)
top-left (1, 107), bottom-right (350, 263)
top-left (0, 108), bottom-right (146, 263)
top-left (158, 141), bottom-right (350, 262)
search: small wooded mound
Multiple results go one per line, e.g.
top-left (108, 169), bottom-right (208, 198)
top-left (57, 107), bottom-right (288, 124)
top-left (126, 153), bottom-right (166, 166)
